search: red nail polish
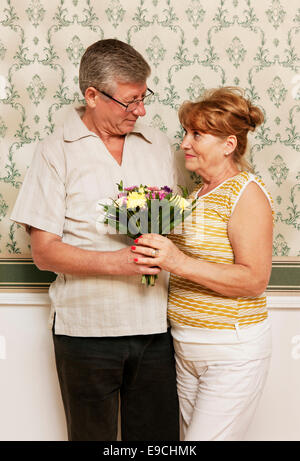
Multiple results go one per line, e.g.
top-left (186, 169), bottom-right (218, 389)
top-left (134, 238), bottom-right (139, 243)
top-left (131, 246), bottom-right (136, 250)
top-left (134, 258), bottom-right (138, 262)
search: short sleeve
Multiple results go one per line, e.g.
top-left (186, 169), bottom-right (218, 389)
top-left (10, 139), bottom-right (66, 236)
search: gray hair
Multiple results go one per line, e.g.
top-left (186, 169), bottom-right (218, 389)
top-left (79, 39), bottom-right (151, 96)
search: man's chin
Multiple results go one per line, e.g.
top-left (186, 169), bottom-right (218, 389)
top-left (121, 120), bottom-right (138, 133)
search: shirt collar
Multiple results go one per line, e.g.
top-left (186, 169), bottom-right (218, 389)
top-left (131, 120), bottom-right (154, 144)
top-left (63, 107), bottom-right (153, 144)
top-left (63, 107), bottom-right (97, 142)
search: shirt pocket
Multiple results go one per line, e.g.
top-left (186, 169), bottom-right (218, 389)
top-left (63, 200), bottom-right (104, 245)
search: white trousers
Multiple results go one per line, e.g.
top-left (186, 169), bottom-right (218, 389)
top-left (175, 348), bottom-right (270, 441)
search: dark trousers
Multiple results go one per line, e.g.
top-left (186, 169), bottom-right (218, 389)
top-left (53, 329), bottom-right (179, 441)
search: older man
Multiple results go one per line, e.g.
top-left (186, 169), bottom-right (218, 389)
top-left (11, 39), bottom-right (179, 441)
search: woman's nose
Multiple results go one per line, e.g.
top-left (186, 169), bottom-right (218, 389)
top-left (180, 134), bottom-right (190, 150)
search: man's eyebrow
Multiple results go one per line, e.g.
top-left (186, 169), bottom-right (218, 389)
top-left (126, 90), bottom-right (147, 101)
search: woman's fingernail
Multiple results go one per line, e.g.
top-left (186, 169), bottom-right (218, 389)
top-left (131, 246), bottom-right (136, 250)
top-left (134, 239), bottom-right (139, 243)
top-left (134, 258), bottom-right (138, 262)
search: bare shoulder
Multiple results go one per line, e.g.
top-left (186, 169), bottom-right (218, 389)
top-left (228, 180), bottom-right (273, 239)
top-left (233, 180), bottom-right (273, 217)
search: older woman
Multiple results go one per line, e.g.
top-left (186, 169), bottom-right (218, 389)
top-left (132, 87), bottom-right (274, 441)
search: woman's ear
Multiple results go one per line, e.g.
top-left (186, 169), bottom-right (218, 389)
top-left (224, 135), bottom-right (237, 154)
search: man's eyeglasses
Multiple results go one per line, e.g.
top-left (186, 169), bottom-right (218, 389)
top-left (93, 86), bottom-right (154, 112)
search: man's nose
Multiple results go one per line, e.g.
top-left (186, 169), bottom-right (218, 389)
top-left (132, 101), bottom-right (146, 117)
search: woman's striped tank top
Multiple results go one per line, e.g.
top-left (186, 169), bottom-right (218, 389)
top-left (168, 171), bottom-right (274, 330)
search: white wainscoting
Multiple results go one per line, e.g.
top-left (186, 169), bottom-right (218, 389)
top-left (0, 293), bottom-right (299, 441)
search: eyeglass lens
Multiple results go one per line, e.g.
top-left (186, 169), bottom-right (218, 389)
top-left (126, 90), bottom-right (152, 111)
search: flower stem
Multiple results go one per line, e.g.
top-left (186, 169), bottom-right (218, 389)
top-left (141, 274), bottom-right (157, 286)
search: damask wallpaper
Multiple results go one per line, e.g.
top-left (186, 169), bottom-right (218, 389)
top-left (0, 0), bottom-right (299, 290)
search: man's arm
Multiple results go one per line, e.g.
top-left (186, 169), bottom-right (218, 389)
top-left (30, 227), bottom-right (161, 277)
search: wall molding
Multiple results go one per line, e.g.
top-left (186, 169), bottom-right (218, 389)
top-left (1, 257), bottom-right (300, 291)
top-left (0, 292), bottom-right (299, 309)
top-left (0, 292), bottom-right (50, 306)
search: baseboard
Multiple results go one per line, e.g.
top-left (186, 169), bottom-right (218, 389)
top-left (0, 292), bottom-right (299, 309)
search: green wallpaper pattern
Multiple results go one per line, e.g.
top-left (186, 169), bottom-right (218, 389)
top-left (0, 0), bottom-right (299, 289)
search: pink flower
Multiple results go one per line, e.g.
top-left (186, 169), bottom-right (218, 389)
top-left (125, 186), bottom-right (138, 191)
top-left (117, 192), bottom-right (128, 198)
top-left (147, 186), bottom-right (160, 191)
top-left (158, 191), bottom-right (167, 200)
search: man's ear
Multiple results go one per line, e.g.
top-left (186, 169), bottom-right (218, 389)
top-left (84, 87), bottom-right (99, 108)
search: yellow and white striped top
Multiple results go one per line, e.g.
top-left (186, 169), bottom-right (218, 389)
top-left (168, 171), bottom-right (274, 331)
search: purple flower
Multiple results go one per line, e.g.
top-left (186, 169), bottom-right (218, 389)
top-left (162, 186), bottom-right (172, 193)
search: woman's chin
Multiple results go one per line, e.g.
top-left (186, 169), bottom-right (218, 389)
top-left (185, 162), bottom-right (197, 172)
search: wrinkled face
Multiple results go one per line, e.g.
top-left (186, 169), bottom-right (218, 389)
top-left (180, 127), bottom-right (228, 175)
top-left (94, 81), bottom-right (148, 135)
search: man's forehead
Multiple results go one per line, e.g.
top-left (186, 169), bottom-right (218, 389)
top-left (114, 81), bottom-right (147, 97)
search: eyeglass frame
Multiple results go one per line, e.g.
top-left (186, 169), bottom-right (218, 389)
top-left (92, 86), bottom-right (154, 112)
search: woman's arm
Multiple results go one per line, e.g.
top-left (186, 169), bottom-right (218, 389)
top-left (132, 182), bottom-right (273, 297)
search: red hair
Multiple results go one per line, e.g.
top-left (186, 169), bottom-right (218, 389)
top-left (178, 87), bottom-right (264, 171)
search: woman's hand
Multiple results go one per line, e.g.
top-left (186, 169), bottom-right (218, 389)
top-left (131, 234), bottom-right (186, 274)
top-left (115, 246), bottom-right (162, 276)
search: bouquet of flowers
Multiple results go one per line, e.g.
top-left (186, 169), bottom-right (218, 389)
top-left (99, 181), bottom-right (196, 286)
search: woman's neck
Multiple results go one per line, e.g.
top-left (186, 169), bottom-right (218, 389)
top-left (198, 166), bottom-right (240, 195)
